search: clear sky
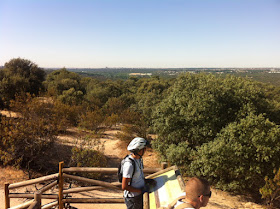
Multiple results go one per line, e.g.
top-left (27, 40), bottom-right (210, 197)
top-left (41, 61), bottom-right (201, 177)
top-left (1, 0), bottom-right (279, 68)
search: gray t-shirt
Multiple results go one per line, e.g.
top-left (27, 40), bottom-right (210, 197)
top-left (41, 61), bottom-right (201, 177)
top-left (123, 155), bottom-right (145, 197)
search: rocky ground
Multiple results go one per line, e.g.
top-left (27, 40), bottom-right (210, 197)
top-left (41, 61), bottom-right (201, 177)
top-left (0, 125), bottom-right (266, 209)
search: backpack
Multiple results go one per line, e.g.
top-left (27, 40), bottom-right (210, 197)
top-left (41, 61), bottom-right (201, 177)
top-left (118, 154), bottom-right (136, 183)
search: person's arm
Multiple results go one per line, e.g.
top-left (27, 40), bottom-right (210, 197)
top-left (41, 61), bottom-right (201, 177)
top-left (122, 160), bottom-right (143, 193)
top-left (122, 177), bottom-right (142, 193)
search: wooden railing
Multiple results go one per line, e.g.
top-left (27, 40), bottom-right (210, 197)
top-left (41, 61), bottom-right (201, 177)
top-left (4, 162), bottom-right (163, 209)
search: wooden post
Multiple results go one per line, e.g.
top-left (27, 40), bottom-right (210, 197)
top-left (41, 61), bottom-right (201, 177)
top-left (34, 191), bottom-right (41, 208)
top-left (58, 162), bottom-right (64, 209)
top-left (143, 192), bottom-right (149, 209)
top-left (5, 183), bottom-right (10, 209)
top-left (161, 162), bottom-right (168, 169)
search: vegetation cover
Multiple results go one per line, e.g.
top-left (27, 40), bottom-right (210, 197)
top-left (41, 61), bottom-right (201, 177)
top-left (0, 95), bottom-right (58, 172)
top-left (0, 58), bottom-right (46, 108)
top-left (1, 58), bottom-right (280, 206)
top-left (151, 73), bottom-right (280, 206)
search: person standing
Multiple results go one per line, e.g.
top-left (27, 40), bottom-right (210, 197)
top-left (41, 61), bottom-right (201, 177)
top-left (122, 137), bottom-right (150, 209)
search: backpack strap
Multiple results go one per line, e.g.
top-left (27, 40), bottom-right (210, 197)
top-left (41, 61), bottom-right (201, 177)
top-left (125, 155), bottom-right (136, 180)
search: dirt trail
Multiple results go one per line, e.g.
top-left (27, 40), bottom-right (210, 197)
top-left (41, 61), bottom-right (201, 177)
top-left (0, 128), bottom-right (265, 209)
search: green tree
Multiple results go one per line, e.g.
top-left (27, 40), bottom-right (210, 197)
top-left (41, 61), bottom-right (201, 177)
top-left (44, 68), bottom-right (85, 105)
top-left (152, 73), bottom-right (278, 158)
top-left (189, 113), bottom-right (280, 193)
top-left (58, 87), bottom-right (84, 106)
top-left (85, 79), bottom-right (123, 108)
top-left (0, 58), bottom-right (46, 108)
top-left (134, 77), bottom-right (171, 125)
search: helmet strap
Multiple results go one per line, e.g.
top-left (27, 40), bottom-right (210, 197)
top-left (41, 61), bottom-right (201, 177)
top-left (135, 152), bottom-right (143, 158)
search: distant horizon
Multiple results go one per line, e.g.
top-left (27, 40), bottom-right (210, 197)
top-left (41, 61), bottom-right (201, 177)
top-left (1, 63), bottom-right (280, 70)
top-left (43, 66), bottom-right (280, 70)
top-left (1, 0), bottom-right (279, 68)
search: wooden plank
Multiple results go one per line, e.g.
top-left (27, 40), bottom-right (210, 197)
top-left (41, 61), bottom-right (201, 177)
top-left (63, 167), bottom-right (118, 173)
top-left (42, 201), bottom-right (58, 209)
top-left (146, 166), bottom-right (176, 179)
top-left (63, 173), bottom-right (121, 190)
top-left (144, 168), bottom-right (162, 174)
top-left (38, 180), bottom-right (57, 193)
top-left (9, 200), bottom-right (34, 209)
top-left (63, 198), bottom-right (125, 203)
top-left (63, 186), bottom-right (104, 194)
top-left (9, 193), bottom-right (58, 199)
top-left (63, 181), bottom-right (121, 194)
top-left (27, 201), bottom-right (39, 209)
top-left (8, 174), bottom-right (58, 189)
top-left (63, 167), bottom-right (161, 174)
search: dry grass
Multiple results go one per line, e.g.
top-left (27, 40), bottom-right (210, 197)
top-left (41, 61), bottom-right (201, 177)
top-left (0, 166), bottom-right (28, 188)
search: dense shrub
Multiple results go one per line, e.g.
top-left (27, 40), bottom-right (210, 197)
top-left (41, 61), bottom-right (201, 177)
top-left (103, 113), bottom-right (120, 127)
top-left (116, 123), bottom-right (151, 143)
top-left (70, 147), bottom-right (107, 180)
top-left (0, 94), bottom-right (86, 171)
top-left (116, 108), bottom-right (151, 142)
top-left (102, 97), bottom-right (127, 116)
top-left (189, 113), bottom-right (280, 192)
top-left (78, 110), bottom-right (104, 132)
top-left (0, 97), bottom-right (58, 170)
top-left (260, 168), bottom-right (280, 208)
top-left (52, 100), bottom-right (83, 128)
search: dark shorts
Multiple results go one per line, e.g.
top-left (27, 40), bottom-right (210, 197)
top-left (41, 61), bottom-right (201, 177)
top-left (124, 194), bottom-right (143, 209)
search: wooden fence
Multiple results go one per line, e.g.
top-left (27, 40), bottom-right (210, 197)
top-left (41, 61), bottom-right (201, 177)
top-left (4, 162), bottom-right (163, 209)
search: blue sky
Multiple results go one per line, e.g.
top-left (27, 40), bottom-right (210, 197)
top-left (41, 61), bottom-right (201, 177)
top-left (1, 0), bottom-right (279, 68)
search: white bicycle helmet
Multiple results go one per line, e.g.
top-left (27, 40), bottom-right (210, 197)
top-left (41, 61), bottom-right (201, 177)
top-left (127, 137), bottom-right (149, 153)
